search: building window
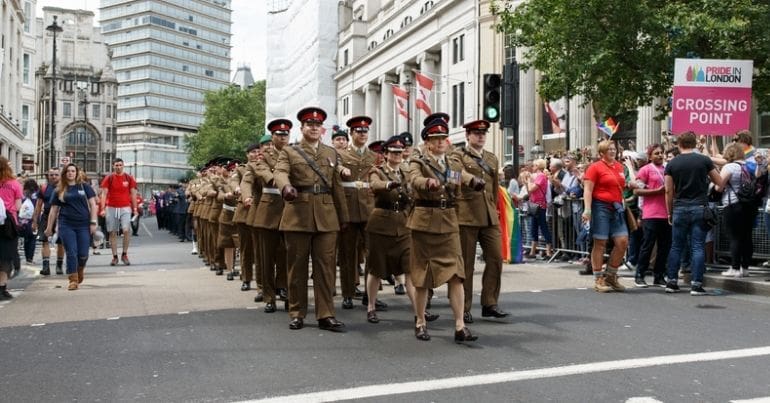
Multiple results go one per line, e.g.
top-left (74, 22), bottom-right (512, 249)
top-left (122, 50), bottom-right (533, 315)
top-left (451, 83), bottom-right (464, 128)
top-left (182, 65), bottom-right (189, 72)
top-left (63, 102), bottom-right (72, 118)
top-left (21, 105), bottom-right (30, 136)
top-left (92, 104), bottom-right (101, 119)
top-left (91, 82), bottom-right (100, 95)
top-left (343, 97), bottom-right (349, 116)
top-left (106, 105), bottom-right (112, 119)
top-left (343, 49), bottom-right (348, 67)
top-left (453, 34), bottom-right (465, 64)
top-left (64, 80), bottom-right (74, 93)
top-left (759, 112), bottom-right (770, 147)
top-left (23, 2), bottom-right (32, 33)
top-left (205, 69), bottom-right (214, 77)
top-left (400, 16), bottom-right (412, 28)
top-left (22, 53), bottom-right (30, 85)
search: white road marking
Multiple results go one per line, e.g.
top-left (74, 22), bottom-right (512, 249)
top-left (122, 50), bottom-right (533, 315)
top-left (178, 311), bottom-right (189, 315)
top-left (106, 317), bottom-right (120, 320)
top-left (244, 346), bottom-right (770, 403)
top-left (731, 398), bottom-right (770, 403)
top-left (626, 398), bottom-right (664, 403)
top-left (141, 221), bottom-right (153, 238)
top-left (31, 323), bottom-right (46, 327)
top-left (530, 290), bottom-right (542, 293)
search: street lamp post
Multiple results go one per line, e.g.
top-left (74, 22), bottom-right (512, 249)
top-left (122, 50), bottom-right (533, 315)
top-left (46, 16), bottom-right (63, 171)
top-left (133, 148), bottom-right (138, 178)
top-left (77, 82), bottom-right (90, 172)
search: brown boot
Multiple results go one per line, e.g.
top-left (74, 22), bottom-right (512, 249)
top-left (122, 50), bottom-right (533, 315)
top-left (604, 270), bottom-right (626, 292)
top-left (67, 274), bottom-right (79, 291)
top-left (77, 266), bottom-right (85, 284)
top-left (593, 275), bottom-right (613, 293)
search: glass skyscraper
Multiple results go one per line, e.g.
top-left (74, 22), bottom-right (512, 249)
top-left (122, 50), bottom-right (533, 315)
top-left (99, 0), bottom-right (231, 195)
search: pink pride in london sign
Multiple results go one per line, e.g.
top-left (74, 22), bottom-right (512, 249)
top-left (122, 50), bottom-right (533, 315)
top-left (672, 59), bottom-right (753, 136)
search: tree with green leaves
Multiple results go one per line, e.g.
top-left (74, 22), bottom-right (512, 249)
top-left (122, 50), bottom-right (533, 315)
top-left (492, 0), bottom-right (770, 120)
top-left (185, 81), bottom-right (266, 167)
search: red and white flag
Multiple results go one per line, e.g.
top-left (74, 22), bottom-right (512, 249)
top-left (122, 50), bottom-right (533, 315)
top-left (392, 85), bottom-right (409, 120)
top-left (414, 70), bottom-right (434, 115)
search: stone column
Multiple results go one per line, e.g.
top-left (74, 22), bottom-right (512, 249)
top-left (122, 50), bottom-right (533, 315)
top-left (569, 94), bottom-right (593, 151)
top-left (363, 83), bottom-right (379, 124)
top-left (378, 73), bottom-right (397, 141)
top-left (518, 47), bottom-right (535, 163)
top-left (636, 100), bottom-right (661, 151)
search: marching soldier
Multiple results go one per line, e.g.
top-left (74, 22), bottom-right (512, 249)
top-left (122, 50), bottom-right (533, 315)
top-left (407, 115), bottom-right (483, 343)
top-left (207, 160), bottom-right (227, 275)
top-left (219, 160), bottom-right (242, 281)
top-left (364, 135), bottom-right (439, 325)
top-left (274, 107), bottom-right (349, 331)
top-left (331, 126), bottom-right (349, 151)
top-left (233, 144), bottom-right (260, 291)
top-left (252, 121), bottom-right (292, 312)
top-left (338, 116), bottom-right (377, 310)
top-left (242, 148), bottom-right (264, 300)
top-left (451, 119), bottom-right (509, 323)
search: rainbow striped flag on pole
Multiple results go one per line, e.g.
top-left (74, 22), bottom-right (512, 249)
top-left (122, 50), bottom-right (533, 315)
top-left (597, 117), bottom-right (620, 138)
top-left (498, 186), bottom-right (523, 264)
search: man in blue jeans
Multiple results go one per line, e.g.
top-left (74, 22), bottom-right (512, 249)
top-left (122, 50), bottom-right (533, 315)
top-left (664, 132), bottom-right (722, 295)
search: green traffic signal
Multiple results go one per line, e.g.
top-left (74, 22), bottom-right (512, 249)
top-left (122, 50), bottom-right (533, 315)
top-left (485, 106), bottom-right (499, 120)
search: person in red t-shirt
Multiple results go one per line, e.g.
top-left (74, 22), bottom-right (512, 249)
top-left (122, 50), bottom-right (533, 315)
top-left (582, 140), bottom-right (629, 293)
top-left (99, 158), bottom-right (138, 266)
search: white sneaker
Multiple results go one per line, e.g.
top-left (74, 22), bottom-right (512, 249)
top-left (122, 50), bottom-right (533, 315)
top-left (191, 247), bottom-right (198, 255)
top-left (739, 268), bottom-right (750, 277)
top-left (721, 268), bottom-right (739, 277)
top-left (623, 262), bottom-right (636, 271)
top-left (763, 261), bottom-right (770, 268)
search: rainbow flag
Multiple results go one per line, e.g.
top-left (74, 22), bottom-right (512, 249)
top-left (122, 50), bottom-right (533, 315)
top-left (597, 117), bottom-right (619, 138)
top-left (497, 186), bottom-right (523, 264)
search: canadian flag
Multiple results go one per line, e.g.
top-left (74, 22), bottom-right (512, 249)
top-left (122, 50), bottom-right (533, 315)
top-left (392, 85), bottom-right (409, 120)
top-left (414, 70), bottom-right (434, 115)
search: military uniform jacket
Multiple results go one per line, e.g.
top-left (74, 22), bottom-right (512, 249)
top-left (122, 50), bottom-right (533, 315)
top-left (452, 146), bottom-right (500, 227)
top-left (207, 176), bottom-right (224, 222)
top-left (232, 166), bottom-right (250, 224)
top-left (197, 177), bottom-right (213, 220)
top-left (274, 140), bottom-right (349, 232)
top-left (406, 153), bottom-right (472, 234)
top-left (365, 164), bottom-right (410, 237)
top-left (217, 172), bottom-right (239, 225)
top-left (252, 148), bottom-right (284, 230)
top-left (339, 146), bottom-right (376, 223)
top-left (238, 161), bottom-right (262, 227)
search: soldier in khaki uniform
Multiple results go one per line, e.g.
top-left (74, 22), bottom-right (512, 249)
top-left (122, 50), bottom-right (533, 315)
top-left (206, 161), bottom-right (227, 275)
top-left (331, 126), bottom-right (349, 151)
top-left (407, 116), bottom-right (483, 343)
top-left (233, 144), bottom-right (260, 291)
top-left (217, 160), bottom-right (242, 281)
top-left (451, 120), bottom-right (509, 323)
top-left (274, 107), bottom-right (350, 331)
top-left (337, 116), bottom-right (377, 310)
top-left (252, 121), bottom-right (292, 313)
top-left (197, 164), bottom-right (216, 269)
top-left (242, 149), bottom-right (264, 300)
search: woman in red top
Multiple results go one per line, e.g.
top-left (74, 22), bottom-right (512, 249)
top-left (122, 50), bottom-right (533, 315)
top-left (0, 157), bottom-right (22, 300)
top-left (581, 140), bottom-right (629, 293)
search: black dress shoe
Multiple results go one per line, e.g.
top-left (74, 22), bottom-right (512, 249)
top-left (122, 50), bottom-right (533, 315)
top-left (254, 292), bottom-right (264, 303)
top-left (215, 268), bottom-right (224, 276)
top-left (463, 311), bottom-right (474, 323)
top-left (367, 310), bottom-right (379, 323)
top-left (226, 272), bottom-right (235, 281)
top-left (241, 282), bottom-right (251, 291)
top-left (424, 311), bottom-right (440, 322)
top-left (318, 317), bottom-right (345, 332)
top-left (375, 299), bottom-right (388, 311)
top-left (415, 325), bottom-right (430, 341)
top-left (277, 288), bottom-right (288, 301)
top-left (264, 302), bottom-right (276, 313)
top-left (354, 287), bottom-right (364, 298)
top-left (454, 327), bottom-right (478, 343)
top-left (289, 318), bottom-right (303, 330)
top-left (481, 305), bottom-right (509, 318)
top-left (394, 284), bottom-right (406, 295)
top-left (342, 297), bottom-right (354, 309)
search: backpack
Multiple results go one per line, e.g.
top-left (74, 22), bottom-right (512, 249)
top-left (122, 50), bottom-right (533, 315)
top-left (730, 164), bottom-right (763, 206)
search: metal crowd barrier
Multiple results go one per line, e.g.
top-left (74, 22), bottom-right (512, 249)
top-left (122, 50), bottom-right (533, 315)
top-left (713, 206), bottom-right (770, 260)
top-left (519, 198), bottom-right (589, 261)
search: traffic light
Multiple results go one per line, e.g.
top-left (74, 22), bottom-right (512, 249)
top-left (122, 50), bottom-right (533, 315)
top-left (483, 73), bottom-right (502, 122)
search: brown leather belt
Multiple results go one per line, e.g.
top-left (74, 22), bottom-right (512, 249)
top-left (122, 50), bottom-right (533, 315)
top-left (375, 201), bottom-right (403, 211)
top-left (414, 199), bottom-right (455, 209)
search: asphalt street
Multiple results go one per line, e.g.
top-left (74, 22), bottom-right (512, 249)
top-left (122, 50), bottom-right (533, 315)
top-left (2, 221), bottom-right (770, 402)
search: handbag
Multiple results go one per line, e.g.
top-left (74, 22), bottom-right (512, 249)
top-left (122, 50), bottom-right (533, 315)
top-left (527, 201), bottom-right (541, 216)
top-left (625, 208), bottom-right (639, 232)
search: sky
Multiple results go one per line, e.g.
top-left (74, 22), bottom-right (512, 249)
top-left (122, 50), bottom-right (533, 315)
top-left (36, 0), bottom-right (267, 80)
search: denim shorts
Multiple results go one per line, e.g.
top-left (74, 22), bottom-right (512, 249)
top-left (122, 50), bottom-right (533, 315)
top-left (591, 200), bottom-right (628, 240)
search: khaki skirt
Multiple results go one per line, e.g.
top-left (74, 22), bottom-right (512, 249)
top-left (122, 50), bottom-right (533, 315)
top-left (409, 230), bottom-right (464, 289)
top-left (217, 221), bottom-right (237, 248)
top-left (366, 232), bottom-right (410, 279)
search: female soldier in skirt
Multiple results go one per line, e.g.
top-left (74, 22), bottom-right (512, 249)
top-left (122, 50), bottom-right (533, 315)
top-left (407, 116), bottom-right (485, 342)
